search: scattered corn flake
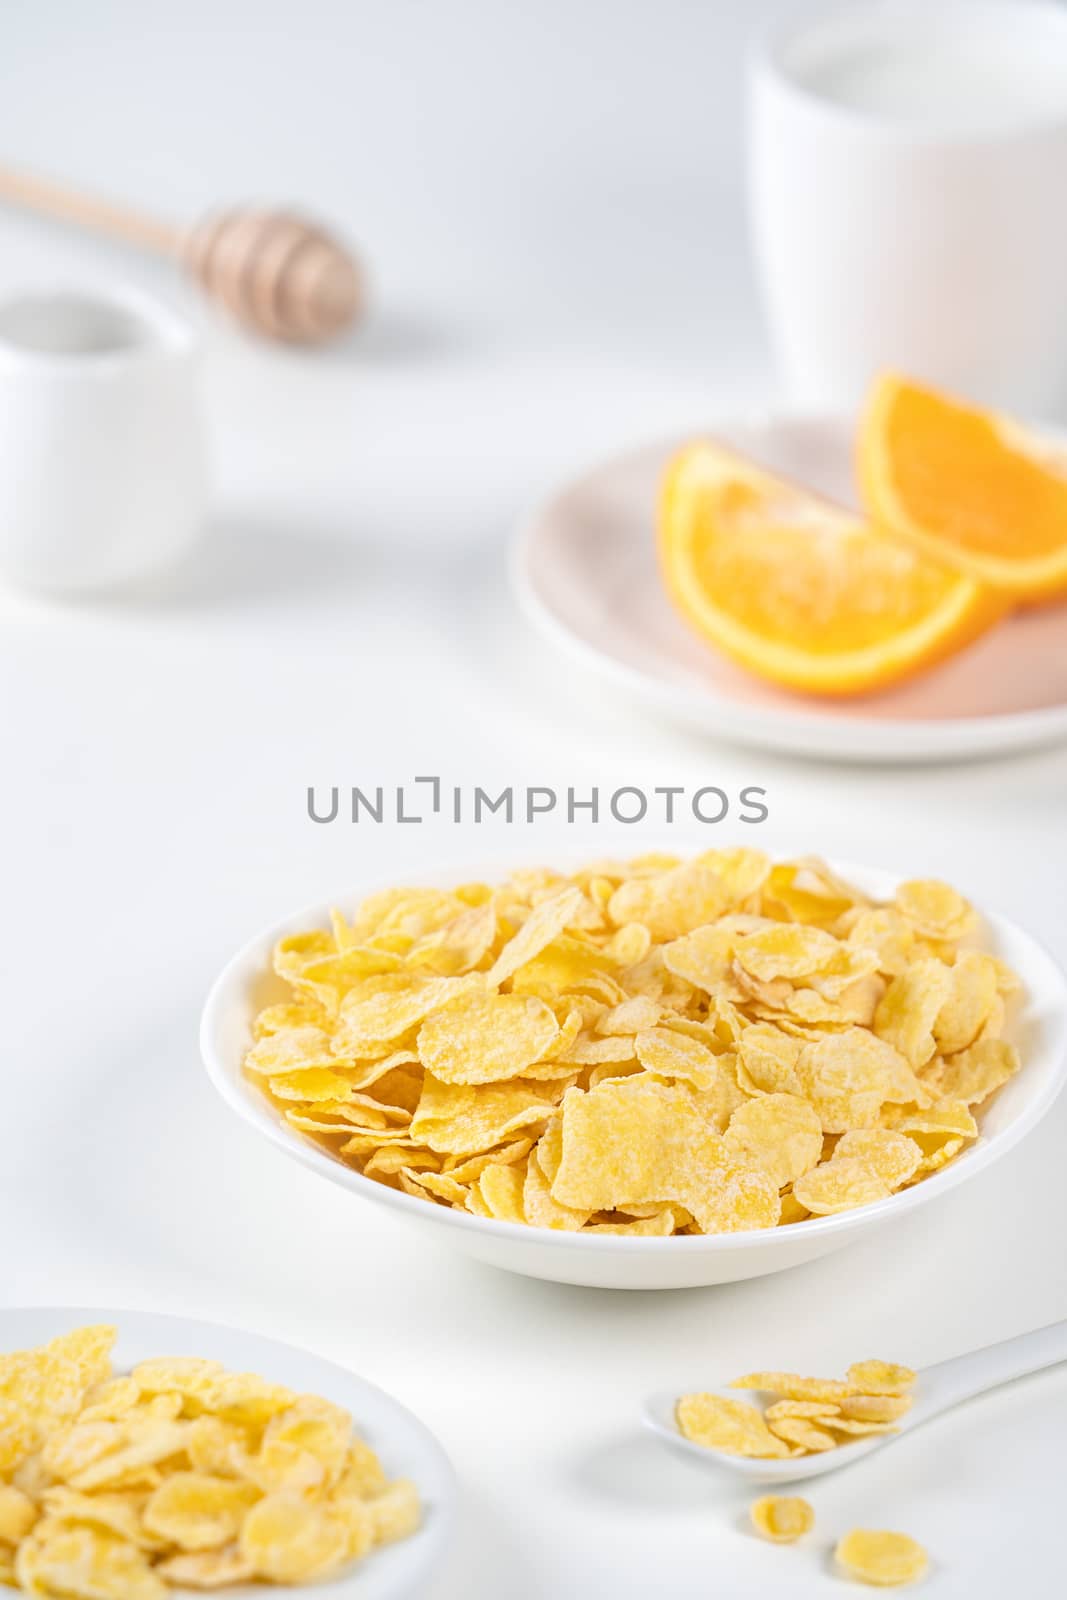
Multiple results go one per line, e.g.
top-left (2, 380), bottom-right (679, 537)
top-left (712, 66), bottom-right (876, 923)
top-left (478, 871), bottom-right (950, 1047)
top-left (750, 1495), bottom-right (814, 1543)
top-left (835, 1527), bottom-right (929, 1587)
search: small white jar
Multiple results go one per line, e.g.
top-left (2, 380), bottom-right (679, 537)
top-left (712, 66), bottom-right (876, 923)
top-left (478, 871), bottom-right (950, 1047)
top-left (0, 285), bottom-right (208, 594)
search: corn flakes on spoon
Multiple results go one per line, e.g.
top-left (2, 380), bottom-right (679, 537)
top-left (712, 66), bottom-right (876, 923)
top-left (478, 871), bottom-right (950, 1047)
top-left (644, 1321), bottom-right (1067, 1485)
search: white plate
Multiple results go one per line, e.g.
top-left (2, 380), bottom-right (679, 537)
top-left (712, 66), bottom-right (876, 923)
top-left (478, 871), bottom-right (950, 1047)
top-left (0, 1307), bottom-right (456, 1600)
top-left (200, 856), bottom-right (1067, 1292)
top-left (513, 417), bottom-right (1067, 762)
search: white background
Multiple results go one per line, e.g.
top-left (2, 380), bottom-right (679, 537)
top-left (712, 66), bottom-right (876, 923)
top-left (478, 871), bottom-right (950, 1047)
top-left (2, 2), bottom-right (1066, 1594)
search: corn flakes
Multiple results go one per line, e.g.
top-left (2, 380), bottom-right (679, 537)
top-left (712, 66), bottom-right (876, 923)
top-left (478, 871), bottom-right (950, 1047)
top-left (684, 1359), bottom-right (916, 1460)
top-left (244, 856), bottom-right (1020, 1236)
top-left (0, 1327), bottom-right (420, 1593)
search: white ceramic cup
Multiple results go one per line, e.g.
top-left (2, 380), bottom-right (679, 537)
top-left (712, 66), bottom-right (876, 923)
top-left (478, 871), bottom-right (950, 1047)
top-left (749, 0), bottom-right (1067, 413)
top-left (0, 286), bottom-right (208, 594)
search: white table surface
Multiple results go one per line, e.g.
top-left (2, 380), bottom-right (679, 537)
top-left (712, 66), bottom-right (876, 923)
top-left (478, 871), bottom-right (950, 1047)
top-left (2, 2), bottom-right (1065, 1595)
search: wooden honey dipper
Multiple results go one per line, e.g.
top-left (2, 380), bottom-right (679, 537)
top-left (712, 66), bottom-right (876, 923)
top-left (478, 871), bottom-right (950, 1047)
top-left (0, 164), bottom-right (364, 345)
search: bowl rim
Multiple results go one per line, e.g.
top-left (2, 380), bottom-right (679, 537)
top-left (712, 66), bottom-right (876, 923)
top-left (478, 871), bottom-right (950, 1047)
top-left (200, 853), bottom-right (1067, 1255)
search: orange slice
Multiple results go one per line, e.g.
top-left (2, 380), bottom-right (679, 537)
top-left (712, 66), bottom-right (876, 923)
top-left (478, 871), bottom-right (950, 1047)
top-left (860, 374), bottom-right (1067, 599)
top-left (658, 442), bottom-right (1005, 698)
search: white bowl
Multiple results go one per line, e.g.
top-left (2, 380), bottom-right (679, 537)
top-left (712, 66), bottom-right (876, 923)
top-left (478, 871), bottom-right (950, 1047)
top-left (200, 860), bottom-right (1067, 1291)
top-left (0, 1306), bottom-right (456, 1600)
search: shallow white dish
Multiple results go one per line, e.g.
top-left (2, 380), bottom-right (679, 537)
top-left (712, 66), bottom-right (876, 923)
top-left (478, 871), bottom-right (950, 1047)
top-left (200, 858), bottom-right (1067, 1292)
top-left (513, 416), bottom-right (1067, 763)
top-left (0, 1306), bottom-right (456, 1600)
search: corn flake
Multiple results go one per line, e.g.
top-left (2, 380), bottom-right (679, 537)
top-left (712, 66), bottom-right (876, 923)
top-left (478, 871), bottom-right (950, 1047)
top-left (835, 1528), bottom-right (929, 1586)
top-left (766, 1414), bottom-right (838, 1452)
top-left (676, 1394), bottom-right (790, 1458)
top-left (417, 991), bottom-right (560, 1084)
top-left (725, 1094), bottom-right (823, 1188)
top-left (847, 1362), bottom-right (915, 1400)
top-left (750, 1495), bottom-right (814, 1543)
top-left (925, 1038), bottom-right (1019, 1106)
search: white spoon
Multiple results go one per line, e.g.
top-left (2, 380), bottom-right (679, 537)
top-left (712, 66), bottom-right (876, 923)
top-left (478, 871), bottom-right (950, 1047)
top-left (644, 1320), bottom-right (1067, 1485)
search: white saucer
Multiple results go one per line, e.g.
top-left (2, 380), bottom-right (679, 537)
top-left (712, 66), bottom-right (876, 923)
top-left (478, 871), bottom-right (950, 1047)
top-left (513, 416), bottom-right (1067, 763)
top-left (0, 1307), bottom-right (457, 1599)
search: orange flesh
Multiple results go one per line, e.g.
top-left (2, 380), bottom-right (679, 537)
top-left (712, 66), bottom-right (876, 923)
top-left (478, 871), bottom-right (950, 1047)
top-left (658, 442), bottom-right (1006, 698)
top-left (882, 385), bottom-right (1067, 561)
top-left (687, 483), bottom-right (965, 651)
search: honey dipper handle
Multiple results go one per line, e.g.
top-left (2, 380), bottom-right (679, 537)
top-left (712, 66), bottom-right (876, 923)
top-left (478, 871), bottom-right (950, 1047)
top-left (0, 164), bottom-right (182, 256)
